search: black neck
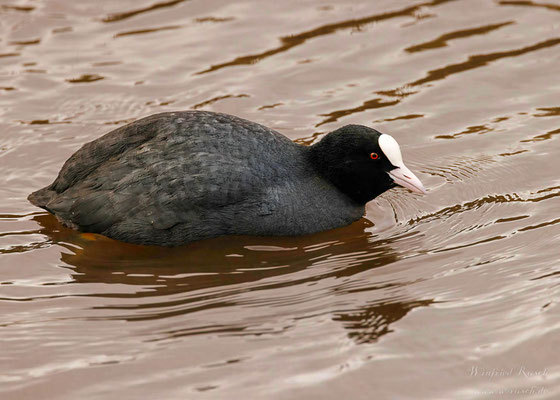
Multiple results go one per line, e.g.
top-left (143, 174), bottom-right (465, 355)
top-left (307, 143), bottom-right (372, 204)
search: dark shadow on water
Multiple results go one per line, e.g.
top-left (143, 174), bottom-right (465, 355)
top-left (32, 213), bottom-right (391, 297)
top-left (30, 213), bottom-right (434, 343)
top-left (333, 299), bottom-right (434, 344)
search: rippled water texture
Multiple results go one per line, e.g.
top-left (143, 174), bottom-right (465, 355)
top-left (1, 1), bottom-right (560, 399)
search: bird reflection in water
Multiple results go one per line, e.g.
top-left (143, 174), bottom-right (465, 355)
top-left (31, 212), bottom-right (434, 344)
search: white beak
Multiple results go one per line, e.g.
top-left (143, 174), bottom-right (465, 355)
top-left (387, 165), bottom-right (426, 194)
top-left (378, 133), bottom-right (427, 194)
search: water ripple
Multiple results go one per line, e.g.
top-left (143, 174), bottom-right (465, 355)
top-left (195, 0), bottom-right (454, 75)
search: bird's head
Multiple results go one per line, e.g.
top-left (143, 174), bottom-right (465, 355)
top-left (309, 124), bottom-right (426, 204)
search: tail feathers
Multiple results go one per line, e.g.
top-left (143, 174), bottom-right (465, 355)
top-left (28, 187), bottom-right (81, 230)
top-left (28, 187), bottom-right (56, 209)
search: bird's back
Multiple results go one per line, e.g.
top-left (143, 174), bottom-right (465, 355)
top-left (29, 111), bottom-right (311, 245)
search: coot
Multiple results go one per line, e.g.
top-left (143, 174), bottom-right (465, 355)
top-left (29, 111), bottom-right (426, 246)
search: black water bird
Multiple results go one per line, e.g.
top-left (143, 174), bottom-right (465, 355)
top-left (29, 111), bottom-right (426, 246)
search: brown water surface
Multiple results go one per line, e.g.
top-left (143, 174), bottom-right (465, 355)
top-left (1, 0), bottom-right (559, 399)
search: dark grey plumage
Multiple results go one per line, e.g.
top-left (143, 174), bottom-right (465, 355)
top-left (30, 111), bottom-right (379, 246)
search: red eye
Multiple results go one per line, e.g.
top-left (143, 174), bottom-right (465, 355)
top-left (370, 152), bottom-right (379, 160)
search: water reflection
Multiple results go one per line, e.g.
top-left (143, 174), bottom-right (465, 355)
top-left (196, 0), bottom-right (454, 75)
top-left (102, 0), bottom-right (190, 23)
top-left (499, 0), bottom-right (560, 12)
top-left (320, 36), bottom-right (560, 126)
top-left (28, 212), bottom-right (431, 345)
top-left (404, 22), bottom-right (513, 53)
top-left (333, 299), bottom-right (434, 344)
top-left (114, 25), bottom-right (182, 38)
top-left (32, 213), bottom-right (393, 295)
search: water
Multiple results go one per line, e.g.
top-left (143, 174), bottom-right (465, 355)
top-left (1, 0), bottom-right (559, 398)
